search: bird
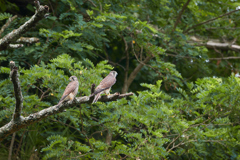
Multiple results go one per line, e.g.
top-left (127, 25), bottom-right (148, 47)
top-left (57, 76), bottom-right (79, 105)
top-left (92, 71), bottom-right (118, 103)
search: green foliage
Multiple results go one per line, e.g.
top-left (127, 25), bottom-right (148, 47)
top-left (1, 0), bottom-right (240, 159)
top-left (0, 13), bottom-right (12, 21)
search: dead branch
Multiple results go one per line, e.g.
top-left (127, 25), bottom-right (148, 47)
top-left (0, 1), bottom-right (49, 51)
top-left (9, 61), bottom-right (23, 120)
top-left (16, 37), bottom-right (39, 43)
top-left (189, 36), bottom-right (240, 51)
top-left (9, 44), bottom-right (24, 48)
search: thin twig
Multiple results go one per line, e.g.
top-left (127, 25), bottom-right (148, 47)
top-left (172, 0), bottom-right (191, 32)
top-left (51, 119), bottom-right (82, 134)
top-left (87, 0), bottom-right (97, 7)
top-left (121, 139), bottom-right (148, 159)
top-left (14, 128), bottom-right (27, 160)
top-left (8, 132), bottom-right (16, 160)
top-left (184, 9), bottom-right (240, 33)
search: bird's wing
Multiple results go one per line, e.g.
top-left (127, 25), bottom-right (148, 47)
top-left (59, 81), bottom-right (78, 101)
top-left (94, 74), bottom-right (116, 95)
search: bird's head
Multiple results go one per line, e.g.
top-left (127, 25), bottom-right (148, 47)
top-left (110, 71), bottom-right (118, 78)
top-left (69, 76), bottom-right (78, 81)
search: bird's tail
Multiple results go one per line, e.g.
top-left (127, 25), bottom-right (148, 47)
top-left (92, 93), bottom-right (100, 103)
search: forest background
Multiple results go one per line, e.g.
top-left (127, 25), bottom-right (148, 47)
top-left (0, 0), bottom-right (240, 159)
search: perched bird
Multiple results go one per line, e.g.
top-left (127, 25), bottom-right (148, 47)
top-left (92, 71), bottom-right (118, 103)
top-left (58, 76), bottom-right (79, 105)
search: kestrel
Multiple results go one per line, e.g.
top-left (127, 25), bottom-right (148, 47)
top-left (92, 71), bottom-right (118, 103)
top-left (58, 76), bottom-right (79, 105)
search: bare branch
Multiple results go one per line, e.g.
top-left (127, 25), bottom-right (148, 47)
top-left (9, 44), bottom-right (24, 48)
top-left (91, 83), bottom-right (96, 95)
top-left (189, 36), bottom-right (240, 51)
top-left (172, 0), bottom-right (191, 32)
top-left (16, 37), bottom-right (39, 43)
top-left (0, 1), bottom-right (49, 51)
top-left (209, 57), bottom-right (240, 60)
top-left (0, 92), bottom-right (133, 141)
top-left (0, 15), bottom-right (18, 38)
top-left (184, 9), bottom-right (240, 33)
top-left (121, 42), bottom-right (154, 93)
top-left (9, 61), bottom-right (23, 120)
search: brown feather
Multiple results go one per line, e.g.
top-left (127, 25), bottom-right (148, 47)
top-left (58, 81), bottom-right (78, 104)
top-left (93, 74), bottom-right (116, 95)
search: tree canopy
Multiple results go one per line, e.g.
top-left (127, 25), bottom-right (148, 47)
top-left (0, 0), bottom-right (240, 159)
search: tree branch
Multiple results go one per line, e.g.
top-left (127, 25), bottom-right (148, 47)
top-left (0, 1), bottom-right (49, 51)
top-left (208, 56), bottom-right (240, 60)
top-left (10, 61), bottom-right (23, 120)
top-left (0, 91), bottom-right (133, 141)
top-left (121, 36), bottom-right (129, 93)
top-left (172, 0), bottom-right (191, 32)
top-left (184, 9), bottom-right (240, 33)
top-left (0, 15), bottom-right (18, 38)
top-left (16, 37), bottom-right (39, 43)
top-left (122, 42), bottom-right (154, 93)
top-left (9, 44), bottom-right (24, 48)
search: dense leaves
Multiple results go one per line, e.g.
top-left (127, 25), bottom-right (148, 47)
top-left (0, 0), bottom-right (240, 159)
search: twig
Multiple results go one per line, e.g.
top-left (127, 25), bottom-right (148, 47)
top-left (121, 139), bottom-right (148, 159)
top-left (94, 51), bottom-right (125, 70)
top-left (8, 132), bottom-right (16, 160)
top-left (172, 0), bottom-right (191, 32)
top-left (121, 42), bottom-right (154, 93)
top-left (184, 9), bottom-right (240, 33)
top-left (40, 88), bottom-right (50, 101)
top-left (90, 129), bottom-right (108, 138)
top-left (51, 119), bottom-right (82, 134)
top-left (87, 0), bottom-right (97, 7)
top-left (91, 83), bottom-right (96, 95)
top-left (209, 56), bottom-right (240, 60)
top-left (14, 129), bottom-right (27, 160)
top-left (0, 15), bottom-right (18, 38)
top-left (9, 61), bottom-right (23, 120)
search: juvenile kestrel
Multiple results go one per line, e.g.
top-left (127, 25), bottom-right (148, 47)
top-left (57, 76), bottom-right (79, 105)
top-left (92, 71), bottom-right (118, 103)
